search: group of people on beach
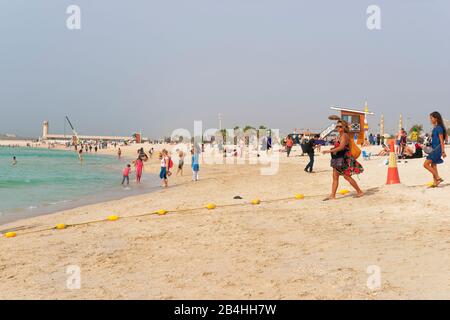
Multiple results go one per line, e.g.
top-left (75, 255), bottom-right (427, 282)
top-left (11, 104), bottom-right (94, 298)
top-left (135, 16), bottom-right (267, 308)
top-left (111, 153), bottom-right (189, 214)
top-left (120, 144), bottom-right (201, 188)
top-left (114, 111), bottom-right (446, 194)
top-left (322, 111), bottom-right (447, 199)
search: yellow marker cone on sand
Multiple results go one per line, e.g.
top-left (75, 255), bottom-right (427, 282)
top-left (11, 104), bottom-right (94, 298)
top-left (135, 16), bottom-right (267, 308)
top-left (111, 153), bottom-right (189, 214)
top-left (338, 189), bottom-right (350, 195)
top-left (294, 194), bottom-right (305, 200)
top-left (55, 224), bottom-right (66, 230)
top-left (4, 232), bottom-right (16, 238)
top-left (251, 199), bottom-right (261, 205)
top-left (107, 215), bottom-right (119, 221)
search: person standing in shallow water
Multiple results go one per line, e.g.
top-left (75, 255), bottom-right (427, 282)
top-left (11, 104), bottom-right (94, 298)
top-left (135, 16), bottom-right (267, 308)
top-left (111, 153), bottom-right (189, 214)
top-left (135, 157), bottom-right (143, 183)
top-left (78, 149), bottom-right (83, 163)
top-left (322, 120), bottom-right (364, 200)
top-left (423, 111), bottom-right (447, 187)
top-left (12, 156), bottom-right (17, 165)
top-left (121, 164), bottom-right (131, 186)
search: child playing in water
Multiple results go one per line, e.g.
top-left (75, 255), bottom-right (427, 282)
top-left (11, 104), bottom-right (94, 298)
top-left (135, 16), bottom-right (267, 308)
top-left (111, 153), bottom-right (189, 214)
top-left (12, 156), bottom-right (17, 165)
top-left (122, 164), bottom-right (131, 186)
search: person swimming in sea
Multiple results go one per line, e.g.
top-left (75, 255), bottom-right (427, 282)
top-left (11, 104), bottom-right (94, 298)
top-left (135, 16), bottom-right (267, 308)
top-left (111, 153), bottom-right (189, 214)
top-left (12, 156), bottom-right (17, 165)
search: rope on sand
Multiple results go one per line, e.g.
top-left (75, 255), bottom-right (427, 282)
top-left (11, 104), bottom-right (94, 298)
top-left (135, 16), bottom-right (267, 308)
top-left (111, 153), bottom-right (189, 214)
top-left (2, 182), bottom-right (434, 239)
top-left (2, 191), bottom-right (337, 238)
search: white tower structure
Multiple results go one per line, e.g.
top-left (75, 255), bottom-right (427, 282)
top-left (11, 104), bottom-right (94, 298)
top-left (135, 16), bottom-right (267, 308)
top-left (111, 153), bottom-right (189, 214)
top-left (42, 121), bottom-right (49, 139)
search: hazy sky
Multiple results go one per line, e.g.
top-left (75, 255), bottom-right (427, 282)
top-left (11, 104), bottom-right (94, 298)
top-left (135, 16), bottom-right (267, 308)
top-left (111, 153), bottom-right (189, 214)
top-left (1, 0), bottom-right (449, 138)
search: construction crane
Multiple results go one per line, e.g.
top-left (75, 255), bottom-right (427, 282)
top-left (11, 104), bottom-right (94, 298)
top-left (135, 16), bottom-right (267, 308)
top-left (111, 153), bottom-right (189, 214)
top-left (65, 116), bottom-right (79, 145)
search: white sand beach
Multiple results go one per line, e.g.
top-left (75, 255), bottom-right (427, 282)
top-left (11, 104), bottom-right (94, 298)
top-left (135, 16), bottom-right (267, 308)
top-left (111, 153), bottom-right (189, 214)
top-left (1, 144), bottom-right (449, 299)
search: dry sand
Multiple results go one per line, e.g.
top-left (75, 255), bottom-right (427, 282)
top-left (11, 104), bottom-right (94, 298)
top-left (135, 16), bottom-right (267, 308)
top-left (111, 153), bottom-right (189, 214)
top-left (0, 139), bottom-right (38, 147)
top-left (0, 143), bottom-right (449, 299)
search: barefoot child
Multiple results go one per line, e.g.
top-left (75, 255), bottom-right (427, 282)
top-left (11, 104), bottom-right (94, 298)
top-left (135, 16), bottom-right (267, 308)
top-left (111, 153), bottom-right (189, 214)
top-left (159, 149), bottom-right (170, 187)
top-left (122, 164), bottom-right (131, 186)
top-left (176, 149), bottom-right (185, 176)
top-left (191, 147), bottom-right (200, 181)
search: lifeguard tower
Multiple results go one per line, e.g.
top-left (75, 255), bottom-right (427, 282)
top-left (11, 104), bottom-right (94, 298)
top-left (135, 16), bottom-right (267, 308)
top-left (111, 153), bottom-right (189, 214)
top-left (330, 102), bottom-right (374, 145)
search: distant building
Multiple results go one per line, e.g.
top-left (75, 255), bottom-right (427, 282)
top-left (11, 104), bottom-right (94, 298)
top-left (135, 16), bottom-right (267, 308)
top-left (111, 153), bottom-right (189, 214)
top-left (41, 121), bottom-right (132, 143)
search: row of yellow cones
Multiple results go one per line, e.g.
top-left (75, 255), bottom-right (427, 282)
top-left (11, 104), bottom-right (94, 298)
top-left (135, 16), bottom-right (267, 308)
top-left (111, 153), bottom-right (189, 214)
top-left (3, 189), bottom-right (352, 239)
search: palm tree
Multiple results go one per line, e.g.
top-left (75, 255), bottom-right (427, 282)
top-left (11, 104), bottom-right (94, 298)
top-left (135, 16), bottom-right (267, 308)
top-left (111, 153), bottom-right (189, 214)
top-left (233, 126), bottom-right (241, 144)
top-left (257, 125), bottom-right (269, 140)
top-left (218, 128), bottom-right (227, 141)
top-left (243, 125), bottom-right (255, 132)
top-left (242, 125), bottom-right (256, 145)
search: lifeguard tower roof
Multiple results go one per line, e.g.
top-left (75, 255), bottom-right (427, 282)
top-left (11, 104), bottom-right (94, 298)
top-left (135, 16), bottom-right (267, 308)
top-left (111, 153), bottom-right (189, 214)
top-left (330, 106), bottom-right (374, 115)
top-left (329, 105), bottom-right (375, 145)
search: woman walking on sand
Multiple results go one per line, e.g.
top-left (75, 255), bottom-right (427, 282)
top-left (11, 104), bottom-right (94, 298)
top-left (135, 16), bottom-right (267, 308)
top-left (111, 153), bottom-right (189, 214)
top-left (322, 120), bottom-right (364, 200)
top-left (423, 111), bottom-right (447, 187)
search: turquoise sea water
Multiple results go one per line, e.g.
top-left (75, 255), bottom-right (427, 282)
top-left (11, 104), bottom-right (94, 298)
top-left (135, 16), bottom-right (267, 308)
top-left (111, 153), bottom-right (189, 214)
top-left (0, 147), bottom-right (156, 224)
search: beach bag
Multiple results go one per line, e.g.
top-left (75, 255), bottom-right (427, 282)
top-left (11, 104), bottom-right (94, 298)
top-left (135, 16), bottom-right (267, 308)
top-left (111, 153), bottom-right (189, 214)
top-left (349, 139), bottom-right (361, 159)
top-left (168, 157), bottom-right (174, 169)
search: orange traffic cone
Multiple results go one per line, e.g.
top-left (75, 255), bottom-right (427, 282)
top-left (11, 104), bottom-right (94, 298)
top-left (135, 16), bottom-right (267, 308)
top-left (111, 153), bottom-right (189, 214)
top-left (386, 139), bottom-right (401, 185)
